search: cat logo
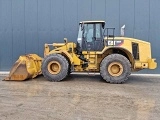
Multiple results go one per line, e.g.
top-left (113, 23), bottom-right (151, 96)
top-left (107, 40), bottom-right (124, 46)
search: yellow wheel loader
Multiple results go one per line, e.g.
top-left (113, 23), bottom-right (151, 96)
top-left (5, 21), bottom-right (157, 83)
top-left (42, 21), bottom-right (157, 83)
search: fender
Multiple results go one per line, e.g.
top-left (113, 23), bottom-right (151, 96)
top-left (100, 46), bottom-right (135, 66)
top-left (48, 50), bottom-right (74, 64)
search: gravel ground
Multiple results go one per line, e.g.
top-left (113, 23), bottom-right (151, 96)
top-left (0, 74), bottom-right (160, 120)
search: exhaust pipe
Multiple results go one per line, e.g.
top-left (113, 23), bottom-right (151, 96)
top-left (121, 25), bottom-right (125, 37)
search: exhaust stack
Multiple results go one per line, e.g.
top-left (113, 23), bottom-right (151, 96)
top-left (121, 25), bottom-right (125, 37)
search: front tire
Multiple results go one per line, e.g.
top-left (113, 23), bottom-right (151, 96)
top-left (100, 54), bottom-right (131, 84)
top-left (42, 54), bottom-right (69, 82)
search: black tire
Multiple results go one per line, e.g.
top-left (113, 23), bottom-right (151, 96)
top-left (100, 54), bottom-right (131, 84)
top-left (42, 54), bottom-right (69, 82)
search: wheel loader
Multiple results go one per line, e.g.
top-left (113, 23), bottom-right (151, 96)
top-left (4, 21), bottom-right (157, 83)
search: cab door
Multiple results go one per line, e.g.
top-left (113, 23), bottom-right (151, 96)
top-left (82, 23), bottom-right (104, 51)
top-left (82, 24), bottom-right (94, 51)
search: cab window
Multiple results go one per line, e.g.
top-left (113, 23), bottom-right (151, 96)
top-left (95, 24), bottom-right (102, 39)
top-left (84, 24), bottom-right (94, 42)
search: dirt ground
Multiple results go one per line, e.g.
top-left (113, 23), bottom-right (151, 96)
top-left (0, 74), bottom-right (160, 120)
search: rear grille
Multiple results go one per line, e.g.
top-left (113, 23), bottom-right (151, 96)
top-left (132, 42), bottom-right (139, 60)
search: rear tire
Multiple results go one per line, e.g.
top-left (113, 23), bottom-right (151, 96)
top-left (100, 54), bottom-right (131, 84)
top-left (42, 54), bottom-right (69, 82)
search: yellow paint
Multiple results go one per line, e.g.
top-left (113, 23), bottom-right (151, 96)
top-left (47, 61), bottom-right (61, 75)
top-left (26, 54), bottom-right (42, 78)
top-left (4, 54), bottom-right (42, 81)
top-left (148, 59), bottom-right (157, 69)
top-left (43, 36), bottom-right (157, 72)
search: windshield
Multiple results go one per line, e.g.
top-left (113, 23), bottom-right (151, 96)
top-left (78, 25), bottom-right (82, 39)
top-left (77, 25), bottom-right (83, 47)
top-left (84, 24), bottom-right (94, 42)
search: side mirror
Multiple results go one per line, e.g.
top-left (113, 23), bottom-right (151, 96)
top-left (64, 38), bottom-right (68, 43)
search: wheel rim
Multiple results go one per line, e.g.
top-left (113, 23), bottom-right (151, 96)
top-left (48, 61), bottom-right (61, 75)
top-left (108, 62), bottom-right (123, 77)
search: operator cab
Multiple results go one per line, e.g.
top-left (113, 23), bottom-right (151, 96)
top-left (77, 21), bottom-right (105, 51)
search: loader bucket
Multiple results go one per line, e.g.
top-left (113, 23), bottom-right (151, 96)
top-left (4, 54), bottom-right (42, 81)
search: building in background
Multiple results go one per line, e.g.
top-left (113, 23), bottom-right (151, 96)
top-left (0, 0), bottom-right (159, 73)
